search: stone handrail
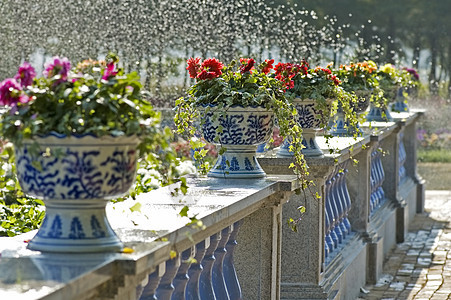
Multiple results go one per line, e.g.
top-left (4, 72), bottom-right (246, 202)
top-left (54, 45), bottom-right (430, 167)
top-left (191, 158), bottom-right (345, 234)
top-left (0, 110), bottom-right (424, 299)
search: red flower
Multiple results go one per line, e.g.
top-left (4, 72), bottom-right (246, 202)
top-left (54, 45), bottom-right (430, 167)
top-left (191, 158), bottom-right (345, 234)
top-left (201, 58), bottom-right (223, 78)
top-left (187, 57), bottom-right (201, 78)
top-left (197, 70), bottom-right (218, 80)
top-left (331, 75), bottom-right (341, 86)
top-left (186, 57), bottom-right (223, 80)
top-left (300, 59), bottom-right (309, 74)
top-left (274, 61), bottom-right (310, 90)
top-left (239, 58), bottom-right (255, 74)
top-left (261, 59), bottom-right (274, 74)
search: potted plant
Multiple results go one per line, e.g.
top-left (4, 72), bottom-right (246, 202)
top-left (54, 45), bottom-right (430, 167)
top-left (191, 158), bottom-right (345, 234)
top-left (332, 61), bottom-right (378, 135)
top-left (392, 67), bottom-right (420, 112)
top-left (274, 60), bottom-right (358, 156)
top-left (0, 54), bottom-right (162, 252)
top-left (367, 63), bottom-right (403, 121)
top-left (174, 57), bottom-right (306, 179)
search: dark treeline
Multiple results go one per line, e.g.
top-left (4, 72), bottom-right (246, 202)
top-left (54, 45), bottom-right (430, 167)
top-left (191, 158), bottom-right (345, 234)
top-left (281, 0), bottom-right (451, 95)
top-left (0, 0), bottom-right (449, 105)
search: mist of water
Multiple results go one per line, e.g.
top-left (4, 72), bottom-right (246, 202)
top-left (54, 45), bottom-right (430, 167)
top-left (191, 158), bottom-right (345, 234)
top-left (0, 0), bottom-right (394, 105)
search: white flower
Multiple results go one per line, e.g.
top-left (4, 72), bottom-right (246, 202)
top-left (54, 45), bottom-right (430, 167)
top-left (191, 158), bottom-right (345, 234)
top-left (176, 160), bottom-right (196, 176)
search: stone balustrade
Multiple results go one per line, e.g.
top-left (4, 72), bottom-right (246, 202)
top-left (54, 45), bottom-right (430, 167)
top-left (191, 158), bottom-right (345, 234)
top-left (0, 111), bottom-right (424, 299)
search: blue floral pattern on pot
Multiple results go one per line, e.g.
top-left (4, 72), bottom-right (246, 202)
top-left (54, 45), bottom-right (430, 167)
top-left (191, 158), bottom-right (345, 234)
top-left (331, 90), bottom-right (371, 136)
top-left (15, 134), bottom-right (139, 253)
top-left (201, 106), bottom-right (274, 178)
top-left (366, 103), bottom-right (393, 122)
top-left (278, 99), bottom-right (331, 157)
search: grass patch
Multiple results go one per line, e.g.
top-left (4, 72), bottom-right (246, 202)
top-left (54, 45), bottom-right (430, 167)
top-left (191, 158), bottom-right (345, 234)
top-left (418, 149), bottom-right (451, 163)
top-left (418, 162), bottom-right (451, 190)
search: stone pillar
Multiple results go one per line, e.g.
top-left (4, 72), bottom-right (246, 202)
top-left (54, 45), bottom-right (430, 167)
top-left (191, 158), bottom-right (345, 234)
top-left (379, 126), bottom-right (408, 243)
top-left (403, 116), bottom-right (426, 213)
top-left (347, 144), bottom-right (371, 233)
top-left (279, 165), bottom-right (333, 299)
top-left (235, 192), bottom-right (290, 300)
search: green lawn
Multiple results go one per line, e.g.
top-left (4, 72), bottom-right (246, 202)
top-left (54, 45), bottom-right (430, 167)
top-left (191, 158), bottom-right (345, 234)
top-left (417, 162), bottom-right (451, 190)
top-left (418, 149), bottom-right (451, 163)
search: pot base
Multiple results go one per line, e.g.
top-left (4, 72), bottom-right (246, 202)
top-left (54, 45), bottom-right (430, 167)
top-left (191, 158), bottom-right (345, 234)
top-left (208, 146), bottom-right (266, 178)
top-left (366, 104), bottom-right (393, 122)
top-left (27, 200), bottom-right (123, 253)
top-left (277, 130), bottom-right (324, 157)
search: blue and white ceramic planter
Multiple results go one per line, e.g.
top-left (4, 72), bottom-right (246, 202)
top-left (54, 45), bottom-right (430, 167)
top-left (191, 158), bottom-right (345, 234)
top-left (330, 90), bottom-right (371, 136)
top-left (201, 106), bottom-right (274, 178)
top-left (391, 88), bottom-right (409, 112)
top-left (15, 133), bottom-right (139, 253)
top-left (366, 103), bottom-right (393, 122)
top-left (278, 98), bottom-right (331, 157)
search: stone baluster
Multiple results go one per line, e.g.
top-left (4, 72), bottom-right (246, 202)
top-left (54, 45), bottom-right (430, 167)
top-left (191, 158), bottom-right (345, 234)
top-left (373, 150), bottom-right (382, 208)
top-left (330, 175), bottom-right (344, 244)
top-left (223, 221), bottom-right (242, 300)
top-left (139, 262), bottom-right (166, 300)
top-left (155, 256), bottom-right (181, 300)
top-left (332, 172), bottom-right (348, 238)
top-left (369, 150), bottom-right (377, 214)
top-left (339, 164), bottom-right (352, 234)
top-left (369, 146), bottom-right (387, 215)
top-left (325, 178), bottom-right (338, 250)
top-left (324, 206), bottom-right (332, 258)
top-left (376, 149), bottom-right (386, 207)
top-left (186, 239), bottom-right (210, 300)
top-left (398, 132), bottom-right (407, 184)
top-left (171, 247), bottom-right (195, 300)
top-left (199, 232), bottom-right (221, 299)
top-left (212, 226), bottom-right (232, 300)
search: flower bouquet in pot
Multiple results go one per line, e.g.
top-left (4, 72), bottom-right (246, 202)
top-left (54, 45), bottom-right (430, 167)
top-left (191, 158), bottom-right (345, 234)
top-left (274, 60), bottom-right (358, 156)
top-left (391, 67), bottom-right (420, 113)
top-left (174, 57), bottom-right (305, 179)
top-left (332, 60), bottom-right (378, 136)
top-left (367, 63), bottom-right (404, 121)
top-left (0, 54), bottom-right (161, 252)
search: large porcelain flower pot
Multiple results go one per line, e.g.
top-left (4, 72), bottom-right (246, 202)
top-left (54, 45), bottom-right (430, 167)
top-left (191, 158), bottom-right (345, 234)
top-left (15, 133), bottom-right (139, 253)
top-left (278, 98), bottom-right (331, 157)
top-left (366, 103), bottom-right (393, 122)
top-left (367, 85), bottom-right (398, 122)
top-left (391, 87), bottom-right (409, 112)
top-left (201, 106), bottom-right (274, 178)
top-left (330, 90), bottom-right (371, 136)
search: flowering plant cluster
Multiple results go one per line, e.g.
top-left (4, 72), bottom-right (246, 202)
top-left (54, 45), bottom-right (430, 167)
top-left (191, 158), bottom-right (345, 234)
top-left (180, 57), bottom-right (281, 107)
top-left (0, 55), bottom-right (194, 236)
top-left (274, 60), bottom-right (361, 134)
top-left (0, 54), bottom-right (161, 155)
top-left (373, 63), bottom-right (405, 104)
top-left (274, 61), bottom-right (341, 103)
top-left (175, 57), bottom-right (306, 182)
top-left (335, 61), bottom-right (377, 92)
top-left (404, 67), bottom-right (419, 81)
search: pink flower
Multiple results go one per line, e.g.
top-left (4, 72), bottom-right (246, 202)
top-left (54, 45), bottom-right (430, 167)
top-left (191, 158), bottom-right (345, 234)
top-left (14, 62), bottom-right (36, 87)
top-left (43, 56), bottom-right (71, 81)
top-left (102, 62), bottom-right (118, 80)
top-left (0, 78), bottom-right (30, 106)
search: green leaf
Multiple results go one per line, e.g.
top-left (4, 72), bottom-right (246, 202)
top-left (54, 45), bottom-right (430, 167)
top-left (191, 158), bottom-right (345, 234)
top-left (129, 202), bottom-right (142, 213)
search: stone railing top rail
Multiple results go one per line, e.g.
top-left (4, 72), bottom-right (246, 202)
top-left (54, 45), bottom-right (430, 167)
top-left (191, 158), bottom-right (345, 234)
top-left (110, 175), bottom-right (299, 250)
top-left (361, 110), bottom-right (423, 141)
top-left (0, 174), bottom-right (299, 299)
